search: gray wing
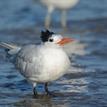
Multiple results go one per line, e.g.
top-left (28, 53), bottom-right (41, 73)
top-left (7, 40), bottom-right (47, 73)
top-left (0, 42), bottom-right (21, 55)
top-left (16, 44), bottom-right (43, 79)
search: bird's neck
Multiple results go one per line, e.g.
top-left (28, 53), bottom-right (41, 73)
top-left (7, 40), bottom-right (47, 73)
top-left (44, 42), bottom-right (61, 49)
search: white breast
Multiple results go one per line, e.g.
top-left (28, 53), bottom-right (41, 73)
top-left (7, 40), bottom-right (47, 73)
top-left (39, 45), bottom-right (70, 82)
top-left (41, 0), bottom-right (79, 9)
top-left (16, 44), bottom-right (70, 83)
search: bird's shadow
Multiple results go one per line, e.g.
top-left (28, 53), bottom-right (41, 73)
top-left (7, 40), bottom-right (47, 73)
top-left (32, 91), bottom-right (75, 99)
top-left (14, 91), bottom-right (79, 107)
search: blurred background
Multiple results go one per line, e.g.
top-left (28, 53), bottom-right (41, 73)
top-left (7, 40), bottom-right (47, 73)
top-left (0, 0), bottom-right (107, 107)
top-left (0, 0), bottom-right (107, 29)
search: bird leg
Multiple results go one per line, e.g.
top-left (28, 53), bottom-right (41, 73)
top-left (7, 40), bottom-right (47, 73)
top-left (45, 83), bottom-right (51, 95)
top-left (33, 87), bottom-right (37, 96)
top-left (45, 6), bottom-right (54, 28)
top-left (61, 10), bottom-right (67, 28)
top-left (33, 83), bottom-right (37, 96)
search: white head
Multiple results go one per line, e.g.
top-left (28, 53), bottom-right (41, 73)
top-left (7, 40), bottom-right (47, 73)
top-left (41, 30), bottom-right (74, 46)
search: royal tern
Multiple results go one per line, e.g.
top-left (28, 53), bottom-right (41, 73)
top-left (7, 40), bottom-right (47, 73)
top-left (0, 30), bottom-right (74, 95)
top-left (40, 0), bottom-right (79, 27)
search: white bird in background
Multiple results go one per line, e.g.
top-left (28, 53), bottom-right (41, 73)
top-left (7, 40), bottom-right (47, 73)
top-left (40, 0), bottom-right (79, 28)
top-left (0, 30), bottom-right (74, 96)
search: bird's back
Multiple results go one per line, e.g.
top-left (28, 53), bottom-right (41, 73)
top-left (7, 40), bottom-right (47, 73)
top-left (41, 0), bottom-right (79, 9)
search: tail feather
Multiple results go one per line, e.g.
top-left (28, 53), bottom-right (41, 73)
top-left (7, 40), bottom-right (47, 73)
top-left (0, 42), bottom-right (18, 49)
top-left (0, 42), bottom-right (21, 55)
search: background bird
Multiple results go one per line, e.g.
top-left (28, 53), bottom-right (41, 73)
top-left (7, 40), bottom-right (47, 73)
top-left (40, 0), bottom-right (79, 28)
top-left (0, 30), bottom-right (74, 96)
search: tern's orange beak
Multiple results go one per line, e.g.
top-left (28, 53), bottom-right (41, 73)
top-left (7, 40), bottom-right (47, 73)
top-left (57, 37), bottom-right (74, 46)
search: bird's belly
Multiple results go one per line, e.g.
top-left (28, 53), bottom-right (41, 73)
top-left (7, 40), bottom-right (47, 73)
top-left (39, 67), bottom-right (66, 82)
top-left (37, 54), bottom-right (70, 82)
top-left (29, 55), bottom-right (70, 83)
top-left (16, 47), bottom-right (70, 83)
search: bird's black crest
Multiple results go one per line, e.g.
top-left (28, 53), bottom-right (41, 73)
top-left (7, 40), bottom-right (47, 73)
top-left (41, 30), bottom-right (54, 42)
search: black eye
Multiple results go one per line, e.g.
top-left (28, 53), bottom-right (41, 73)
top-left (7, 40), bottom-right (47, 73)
top-left (49, 38), bottom-right (53, 42)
